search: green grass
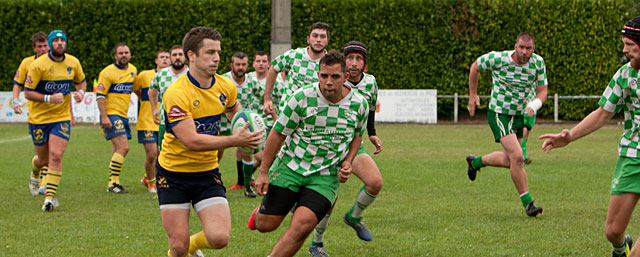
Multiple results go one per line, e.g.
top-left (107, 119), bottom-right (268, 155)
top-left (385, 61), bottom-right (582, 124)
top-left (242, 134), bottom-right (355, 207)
top-left (0, 123), bottom-right (637, 256)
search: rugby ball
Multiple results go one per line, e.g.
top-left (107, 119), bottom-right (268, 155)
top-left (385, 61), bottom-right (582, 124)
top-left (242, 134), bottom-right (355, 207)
top-left (231, 109), bottom-right (267, 154)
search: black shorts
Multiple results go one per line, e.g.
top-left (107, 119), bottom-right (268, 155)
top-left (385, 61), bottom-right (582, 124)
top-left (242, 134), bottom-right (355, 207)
top-left (259, 184), bottom-right (332, 221)
top-left (156, 162), bottom-right (227, 212)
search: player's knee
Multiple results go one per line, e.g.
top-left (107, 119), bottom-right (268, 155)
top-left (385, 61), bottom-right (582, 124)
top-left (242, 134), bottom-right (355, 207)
top-left (168, 238), bottom-right (189, 256)
top-left (509, 154), bottom-right (525, 166)
top-left (205, 232), bottom-right (229, 249)
top-left (146, 149), bottom-right (158, 160)
top-left (49, 150), bottom-right (64, 164)
top-left (366, 178), bottom-right (383, 195)
top-left (605, 225), bottom-right (625, 241)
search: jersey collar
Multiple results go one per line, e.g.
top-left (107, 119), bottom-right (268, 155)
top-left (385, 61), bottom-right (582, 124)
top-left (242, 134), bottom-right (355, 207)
top-left (47, 52), bottom-right (65, 62)
top-left (187, 71), bottom-right (216, 89)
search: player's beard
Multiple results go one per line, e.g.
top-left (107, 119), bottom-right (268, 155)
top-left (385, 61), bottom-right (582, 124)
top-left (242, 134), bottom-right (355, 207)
top-left (309, 44), bottom-right (325, 54)
top-left (233, 69), bottom-right (246, 79)
top-left (172, 60), bottom-right (185, 70)
top-left (51, 47), bottom-right (65, 58)
top-left (117, 57), bottom-right (129, 67)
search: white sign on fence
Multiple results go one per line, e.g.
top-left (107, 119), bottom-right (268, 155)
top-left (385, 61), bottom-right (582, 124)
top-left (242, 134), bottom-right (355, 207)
top-left (0, 91), bottom-right (138, 124)
top-left (376, 89), bottom-right (437, 124)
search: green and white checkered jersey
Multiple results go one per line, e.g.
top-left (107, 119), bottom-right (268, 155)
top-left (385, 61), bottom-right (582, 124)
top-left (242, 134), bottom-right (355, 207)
top-left (476, 50), bottom-right (547, 115)
top-left (220, 72), bottom-right (258, 133)
top-left (273, 83), bottom-right (369, 176)
top-left (248, 71), bottom-right (287, 126)
top-left (271, 47), bottom-right (323, 94)
top-left (345, 73), bottom-right (378, 110)
top-left (149, 67), bottom-right (189, 125)
top-left (598, 63), bottom-right (640, 158)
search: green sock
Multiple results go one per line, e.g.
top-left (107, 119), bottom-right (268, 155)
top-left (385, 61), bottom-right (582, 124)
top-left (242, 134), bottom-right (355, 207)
top-left (520, 192), bottom-right (533, 208)
top-left (471, 155), bottom-right (485, 169)
top-left (613, 237), bottom-right (628, 256)
top-left (522, 139), bottom-right (528, 159)
top-left (242, 160), bottom-right (254, 188)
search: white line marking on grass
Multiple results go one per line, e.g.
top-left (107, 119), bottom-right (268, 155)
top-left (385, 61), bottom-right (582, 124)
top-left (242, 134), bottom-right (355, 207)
top-left (0, 136), bottom-right (30, 144)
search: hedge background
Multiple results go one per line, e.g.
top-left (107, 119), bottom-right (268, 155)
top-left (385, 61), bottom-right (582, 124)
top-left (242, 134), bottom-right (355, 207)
top-left (1, 0), bottom-right (638, 120)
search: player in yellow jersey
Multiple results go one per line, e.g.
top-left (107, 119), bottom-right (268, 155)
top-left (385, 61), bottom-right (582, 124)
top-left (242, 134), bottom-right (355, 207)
top-left (158, 27), bottom-right (263, 257)
top-left (25, 30), bottom-right (86, 212)
top-left (134, 49), bottom-right (170, 193)
top-left (96, 42), bottom-right (138, 194)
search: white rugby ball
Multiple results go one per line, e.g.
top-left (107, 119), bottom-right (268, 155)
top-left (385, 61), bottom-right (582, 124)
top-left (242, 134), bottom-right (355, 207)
top-left (231, 109), bottom-right (267, 154)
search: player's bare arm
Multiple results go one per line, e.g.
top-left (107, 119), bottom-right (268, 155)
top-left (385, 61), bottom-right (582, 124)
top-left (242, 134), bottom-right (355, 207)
top-left (149, 88), bottom-right (160, 124)
top-left (263, 66), bottom-right (279, 115)
top-left (12, 83), bottom-right (23, 114)
top-left (467, 61), bottom-right (481, 116)
top-left (96, 98), bottom-right (111, 129)
top-left (25, 91), bottom-right (64, 104)
top-left (539, 107), bottom-right (615, 153)
top-left (255, 130), bottom-right (286, 196)
top-left (73, 80), bottom-right (86, 103)
top-left (339, 136), bottom-right (363, 183)
top-left (525, 84), bottom-right (547, 116)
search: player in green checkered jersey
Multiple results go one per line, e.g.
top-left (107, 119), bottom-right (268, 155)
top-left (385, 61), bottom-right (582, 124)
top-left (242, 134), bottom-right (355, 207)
top-left (467, 32), bottom-right (548, 217)
top-left (248, 51), bottom-right (286, 128)
top-left (308, 41), bottom-right (381, 256)
top-left (263, 22), bottom-right (329, 117)
top-left (247, 50), bottom-right (368, 257)
top-left (220, 51), bottom-right (259, 197)
top-left (541, 17), bottom-right (640, 257)
top-left (149, 45), bottom-right (188, 150)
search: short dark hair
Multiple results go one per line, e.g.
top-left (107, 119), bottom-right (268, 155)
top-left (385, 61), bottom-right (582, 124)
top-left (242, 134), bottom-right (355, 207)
top-left (231, 51), bottom-right (247, 63)
top-left (516, 32), bottom-right (535, 43)
top-left (170, 45), bottom-right (182, 53)
top-left (113, 42), bottom-right (128, 55)
top-left (156, 49), bottom-right (169, 58)
top-left (182, 27), bottom-right (222, 62)
top-left (308, 22), bottom-right (330, 37)
top-left (254, 50), bottom-right (268, 60)
top-left (31, 31), bottom-right (47, 46)
top-left (319, 49), bottom-right (345, 72)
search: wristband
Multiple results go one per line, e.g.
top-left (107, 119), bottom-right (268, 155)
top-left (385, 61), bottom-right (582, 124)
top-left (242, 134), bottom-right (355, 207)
top-left (79, 89), bottom-right (85, 95)
top-left (13, 99), bottom-right (20, 105)
top-left (526, 98), bottom-right (542, 114)
top-left (44, 95), bottom-right (50, 103)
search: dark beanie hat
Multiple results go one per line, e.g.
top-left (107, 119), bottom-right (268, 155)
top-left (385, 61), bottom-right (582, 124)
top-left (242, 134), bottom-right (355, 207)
top-left (343, 41), bottom-right (368, 64)
top-left (622, 16), bottom-right (640, 47)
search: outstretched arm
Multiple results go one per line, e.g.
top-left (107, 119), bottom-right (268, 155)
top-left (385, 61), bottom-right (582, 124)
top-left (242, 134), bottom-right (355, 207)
top-left (539, 107), bottom-right (615, 153)
top-left (468, 61), bottom-right (481, 116)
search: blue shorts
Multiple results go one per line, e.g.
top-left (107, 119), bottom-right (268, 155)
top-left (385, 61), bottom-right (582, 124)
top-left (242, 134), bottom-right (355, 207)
top-left (156, 163), bottom-right (227, 212)
top-left (28, 121), bottom-right (71, 146)
top-left (137, 130), bottom-right (158, 144)
top-left (101, 115), bottom-right (131, 140)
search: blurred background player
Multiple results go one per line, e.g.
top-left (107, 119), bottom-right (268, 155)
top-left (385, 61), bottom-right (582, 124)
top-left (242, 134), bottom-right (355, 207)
top-left (24, 30), bottom-right (86, 211)
top-left (248, 50), bottom-right (368, 257)
top-left (221, 51), bottom-right (259, 197)
top-left (263, 22), bottom-right (329, 117)
top-left (134, 49), bottom-right (170, 193)
top-left (14, 31), bottom-right (50, 194)
top-left (157, 26), bottom-right (263, 257)
top-left (96, 42), bottom-right (138, 194)
top-left (466, 32), bottom-right (548, 217)
top-left (150, 45), bottom-right (188, 151)
top-left (309, 41), bottom-right (383, 256)
top-left (522, 87), bottom-right (537, 165)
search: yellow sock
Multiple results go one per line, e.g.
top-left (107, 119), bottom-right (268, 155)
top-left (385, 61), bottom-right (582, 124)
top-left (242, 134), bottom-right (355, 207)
top-left (166, 249), bottom-right (172, 257)
top-left (147, 178), bottom-right (156, 187)
top-left (39, 166), bottom-right (49, 188)
top-left (109, 153), bottom-right (125, 186)
top-left (46, 169), bottom-right (62, 199)
top-left (31, 155), bottom-right (40, 178)
top-left (188, 231), bottom-right (212, 255)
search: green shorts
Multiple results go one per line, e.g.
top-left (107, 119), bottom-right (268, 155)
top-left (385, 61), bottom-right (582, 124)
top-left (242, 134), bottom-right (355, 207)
top-left (487, 110), bottom-right (524, 142)
top-left (523, 113), bottom-right (536, 130)
top-left (268, 157), bottom-right (340, 205)
top-left (611, 156), bottom-right (640, 195)
top-left (357, 144), bottom-right (369, 156)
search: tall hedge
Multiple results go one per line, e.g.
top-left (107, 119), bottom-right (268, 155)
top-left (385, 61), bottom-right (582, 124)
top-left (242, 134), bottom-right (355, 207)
top-left (1, 0), bottom-right (637, 120)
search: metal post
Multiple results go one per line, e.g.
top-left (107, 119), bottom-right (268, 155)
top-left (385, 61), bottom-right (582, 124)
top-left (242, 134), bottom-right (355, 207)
top-left (454, 93), bottom-right (458, 123)
top-left (554, 93), bottom-right (559, 123)
top-left (271, 0), bottom-right (291, 59)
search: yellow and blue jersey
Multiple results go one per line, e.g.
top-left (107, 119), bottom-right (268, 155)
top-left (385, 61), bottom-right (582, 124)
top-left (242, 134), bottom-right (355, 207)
top-left (134, 69), bottom-right (159, 131)
top-left (25, 53), bottom-right (86, 124)
top-left (95, 63), bottom-right (137, 117)
top-left (158, 72), bottom-right (237, 173)
top-left (14, 55), bottom-right (38, 111)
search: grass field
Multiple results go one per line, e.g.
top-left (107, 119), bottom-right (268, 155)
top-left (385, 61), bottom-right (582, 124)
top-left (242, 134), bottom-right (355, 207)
top-left (1, 122), bottom-right (638, 256)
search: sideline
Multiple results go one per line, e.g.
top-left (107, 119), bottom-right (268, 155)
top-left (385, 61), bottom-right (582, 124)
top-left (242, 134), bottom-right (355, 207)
top-left (0, 136), bottom-right (30, 144)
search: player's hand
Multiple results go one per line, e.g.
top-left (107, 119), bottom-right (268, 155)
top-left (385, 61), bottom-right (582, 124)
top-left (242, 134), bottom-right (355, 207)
top-left (264, 100), bottom-right (274, 115)
top-left (152, 110), bottom-right (160, 124)
top-left (525, 107), bottom-right (535, 117)
top-left (50, 93), bottom-right (64, 104)
top-left (369, 135), bottom-right (382, 155)
top-left (234, 122), bottom-right (264, 149)
top-left (101, 115), bottom-right (112, 129)
top-left (70, 116), bottom-right (76, 127)
top-left (270, 112), bottom-right (277, 122)
top-left (13, 102), bottom-right (22, 114)
top-left (339, 161), bottom-right (352, 183)
top-left (539, 129), bottom-right (572, 153)
top-left (73, 91), bottom-right (84, 103)
top-left (467, 94), bottom-right (480, 117)
top-left (255, 171), bottom-right (269, 196)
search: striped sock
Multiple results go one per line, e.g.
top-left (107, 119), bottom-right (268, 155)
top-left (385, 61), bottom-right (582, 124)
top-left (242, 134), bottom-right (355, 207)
top-left (109, 153), bottom-right (125, 186)
top-left (188, 231), bottom-right (212, 255)
top-left (39, 166), bottom-right (49, 188)
top-left (520, 192), bottom-right (533, 208)
top-left (312, 214), bottom-right (331, 246)
top-left (347, 186), bottom-right (378, 221)
top-left (613, 237), bottom-right (628, 256)
top-left (45, 169), bottom-right (62, 199)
